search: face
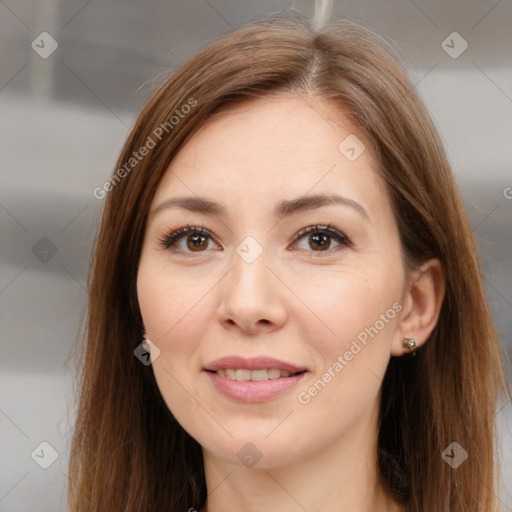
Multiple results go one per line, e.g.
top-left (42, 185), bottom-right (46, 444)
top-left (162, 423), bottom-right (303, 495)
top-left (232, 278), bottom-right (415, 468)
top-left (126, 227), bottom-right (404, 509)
top-left (137, 95), bottom-right (407, 469)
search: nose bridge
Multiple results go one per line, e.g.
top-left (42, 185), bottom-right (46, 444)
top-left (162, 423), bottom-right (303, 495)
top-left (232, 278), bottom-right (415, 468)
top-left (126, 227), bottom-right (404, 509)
top-left (217, 234), bottom-right (286, 332)
top-left (229, 235), bottom-right (272, 300)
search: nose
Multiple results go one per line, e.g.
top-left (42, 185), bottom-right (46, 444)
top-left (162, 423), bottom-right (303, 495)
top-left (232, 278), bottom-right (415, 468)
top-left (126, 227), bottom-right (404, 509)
top-left (217, 246), bottom-right (287, 335)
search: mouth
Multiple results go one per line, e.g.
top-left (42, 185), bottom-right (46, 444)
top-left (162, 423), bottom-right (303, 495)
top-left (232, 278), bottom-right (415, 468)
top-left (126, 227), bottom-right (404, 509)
top-left (203, 368), bottom-right (309, 403)
top-left (203, 356), bottom-right (309, 402)
top-left (205, 368), bottom-right (307, 381)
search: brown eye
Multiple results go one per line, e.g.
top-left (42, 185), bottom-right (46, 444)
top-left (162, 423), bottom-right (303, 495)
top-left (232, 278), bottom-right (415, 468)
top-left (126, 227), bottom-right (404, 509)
top-left (293, 225), bottom-right (351, 256)
top-left (186, 233), bottom-right (209, 251)
top-left (159, 226), bottom-right (215, 253)
top-left (308, 232), bottom-right (331, 251)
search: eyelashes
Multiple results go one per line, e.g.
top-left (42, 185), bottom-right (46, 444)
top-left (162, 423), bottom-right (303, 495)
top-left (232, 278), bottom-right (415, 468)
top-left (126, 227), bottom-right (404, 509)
top-left (158, 223), bottom-right (352, 258)
top-left (158, 225), bottom-right (211, 250)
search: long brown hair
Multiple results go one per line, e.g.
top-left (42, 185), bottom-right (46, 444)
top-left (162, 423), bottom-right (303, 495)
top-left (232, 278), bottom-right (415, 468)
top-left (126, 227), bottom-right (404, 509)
top-left (67, 13), bottom-right (509, 512)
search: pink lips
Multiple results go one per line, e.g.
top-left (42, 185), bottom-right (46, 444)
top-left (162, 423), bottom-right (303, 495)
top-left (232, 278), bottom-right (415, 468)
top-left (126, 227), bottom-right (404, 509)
top-left (203, 355), bottom-right (308, 403)
top-left (204, 355), bottom-right (307, 374)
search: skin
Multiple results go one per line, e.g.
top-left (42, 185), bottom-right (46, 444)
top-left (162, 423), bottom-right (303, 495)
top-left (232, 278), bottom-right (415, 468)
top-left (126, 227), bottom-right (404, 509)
top-left (136, 94), bottom-right (445, 512)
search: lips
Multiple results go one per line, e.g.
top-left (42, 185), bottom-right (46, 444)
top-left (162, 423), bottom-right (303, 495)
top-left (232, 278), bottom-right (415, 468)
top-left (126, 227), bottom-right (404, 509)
top-left (204, 355), bottom-right (308, 374)
top-left (203, 356), bottom-right (308, 402)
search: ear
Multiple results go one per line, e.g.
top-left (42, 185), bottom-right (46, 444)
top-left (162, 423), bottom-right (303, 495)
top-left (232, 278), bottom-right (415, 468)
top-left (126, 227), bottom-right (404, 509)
top-left (391, 258), bottom-right (446, 356)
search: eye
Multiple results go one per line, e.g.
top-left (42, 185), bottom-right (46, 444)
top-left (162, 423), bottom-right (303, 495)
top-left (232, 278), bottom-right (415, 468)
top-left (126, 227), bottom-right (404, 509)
top-left (158, 225), bottom-right (217, 254)
top-left (158, 223), bottom-right (352, 257)
top-left (292, 224), bottom-right (351, 256)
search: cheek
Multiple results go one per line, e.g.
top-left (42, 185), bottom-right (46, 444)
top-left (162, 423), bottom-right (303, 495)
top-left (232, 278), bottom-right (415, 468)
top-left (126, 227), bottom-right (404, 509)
top-left (136, 255), bottom-right (220, 414)
top-left (298, 265), bottom-right (401, 411)
top-left (137, 255), bottom-right (210, 344)
top-left (306, 263), bottom-right (400, 347)
top-left (293, 276), bottom-right (400, 432)
top-left (137, 260), bottom-right (208, 420)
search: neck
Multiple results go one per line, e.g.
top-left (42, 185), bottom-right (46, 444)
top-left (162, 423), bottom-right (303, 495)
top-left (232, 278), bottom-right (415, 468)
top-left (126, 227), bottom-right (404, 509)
top-left (199, 398), bottom-right (403, 512)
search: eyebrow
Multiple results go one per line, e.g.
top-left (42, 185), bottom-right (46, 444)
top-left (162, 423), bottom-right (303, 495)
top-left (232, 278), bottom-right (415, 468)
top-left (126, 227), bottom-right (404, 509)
top-left (150, 193), bottom-right (369, 221)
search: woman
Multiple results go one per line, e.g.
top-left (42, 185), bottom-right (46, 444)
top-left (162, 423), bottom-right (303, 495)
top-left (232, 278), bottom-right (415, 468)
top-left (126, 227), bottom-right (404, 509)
top-left (68, 14), bottom-right (509, 512)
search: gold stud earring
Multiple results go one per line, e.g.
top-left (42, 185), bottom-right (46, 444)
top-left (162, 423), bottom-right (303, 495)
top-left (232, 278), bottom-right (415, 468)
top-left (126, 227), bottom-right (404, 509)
top-left (401, 337), bottom-right (417, 355)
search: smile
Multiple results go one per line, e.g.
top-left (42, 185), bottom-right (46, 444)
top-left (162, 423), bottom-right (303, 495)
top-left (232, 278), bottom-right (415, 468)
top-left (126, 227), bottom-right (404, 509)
top-left (213, 368), bottom-right (304, 381)
top-left (204, 369), bottom-right (308, 402)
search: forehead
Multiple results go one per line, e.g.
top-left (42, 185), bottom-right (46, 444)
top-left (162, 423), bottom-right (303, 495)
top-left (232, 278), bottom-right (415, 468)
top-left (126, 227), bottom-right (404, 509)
top-left (152, 95), bottom-right (387, 214)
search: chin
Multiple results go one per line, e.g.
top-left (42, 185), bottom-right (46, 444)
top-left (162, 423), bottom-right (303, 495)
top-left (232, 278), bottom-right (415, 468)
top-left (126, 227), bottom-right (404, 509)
top-left (200, 431), bottom-right (307, 470)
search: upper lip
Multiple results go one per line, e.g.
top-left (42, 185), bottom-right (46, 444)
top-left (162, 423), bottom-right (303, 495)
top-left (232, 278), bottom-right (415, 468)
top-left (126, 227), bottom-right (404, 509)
top-left (204, 356), bottom-right (308, 374)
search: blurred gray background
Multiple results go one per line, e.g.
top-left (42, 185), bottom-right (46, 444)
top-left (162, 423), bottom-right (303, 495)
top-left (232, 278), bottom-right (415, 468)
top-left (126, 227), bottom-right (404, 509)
top-left (0, 0), bottom-right (511, 510)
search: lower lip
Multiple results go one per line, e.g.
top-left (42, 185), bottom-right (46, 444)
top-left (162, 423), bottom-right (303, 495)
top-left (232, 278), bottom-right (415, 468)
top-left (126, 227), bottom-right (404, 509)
top-left (204, 370), bottom-right (307, 402)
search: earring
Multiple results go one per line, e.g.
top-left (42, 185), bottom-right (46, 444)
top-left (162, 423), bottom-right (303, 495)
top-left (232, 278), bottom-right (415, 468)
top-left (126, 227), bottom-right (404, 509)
top-left (401, 337), bottom-right (417, 355)
top-left (141, 329), bottom-right (151, 350)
